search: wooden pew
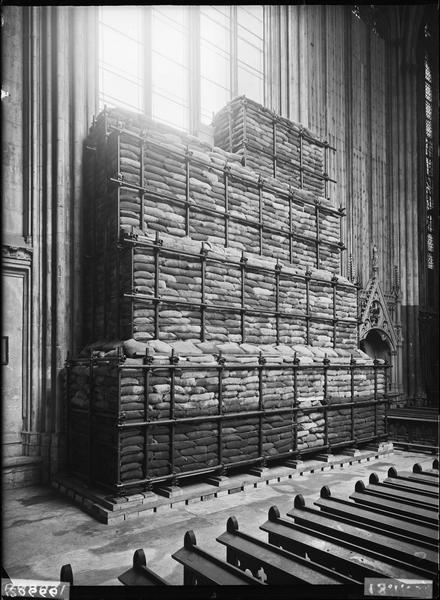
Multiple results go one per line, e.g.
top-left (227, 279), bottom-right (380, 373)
top-left (314, 486), bottom-right (437, 546)
top-left (386, 467), bottom-right (439, 488)
top-left (385, 468), bottom-right (438, 497)
top-left (366, 473), bottom-right (439, 508)
top-left (59, 564), bottom-right (73, 585)
top-left (350, 480), bottom-right (439, 525)
top-left (118, 549), bottom-right (169, 585)
top-left (413, 462), bottom-right (439, 477)
top-left (259, 504), bottom-right (430, 581)
top-left (216, 515), bottom-right (356, 585)
top-left (172, 530), bottom-right (264, 585)
top-left (285, 495), bottom-right (438, 574)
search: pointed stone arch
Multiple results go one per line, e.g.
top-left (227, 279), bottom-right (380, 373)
top-left (359, 263), bottom-right (401, 395)
top-left (359, 278), bottom-right (398, 353)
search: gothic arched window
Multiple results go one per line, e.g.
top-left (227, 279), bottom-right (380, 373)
top-left (98, 5), bottom-right (265, 133)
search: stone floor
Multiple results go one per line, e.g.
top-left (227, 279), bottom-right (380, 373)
top-left (2, 449), bottom-right (436, 586)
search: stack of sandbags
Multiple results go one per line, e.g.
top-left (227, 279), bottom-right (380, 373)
top-left (67, 343), bottom-right (386, 485)
top-left (82, 105), bottom-right (343, 343)
top-left (69, 101), bottom-right (388, 492)
top-left (111, 233), bottom-right (359, 348)
top-left (83, 106), bottom-right (342, 296)
top-left (212, 96), bottom-right (326, 196)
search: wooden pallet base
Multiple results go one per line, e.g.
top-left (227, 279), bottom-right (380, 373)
top-left (51, 444), bottom-right (393, 524)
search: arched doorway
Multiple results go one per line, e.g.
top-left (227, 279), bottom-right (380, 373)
top-left (360, 329), bottom-right (392, 363)
top-left (360, 328), bottom-right (395, 394)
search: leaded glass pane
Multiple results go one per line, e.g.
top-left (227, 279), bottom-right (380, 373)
top-left (100, 68), bottom-right (143, 111)
top-left (200, 79), bottom-right (231, 124)
top-left (152, 92), bottom-right (189, 131)
top-left (200, 12), bottom-right (230, 49)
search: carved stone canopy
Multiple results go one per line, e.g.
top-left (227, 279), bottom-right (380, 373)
top-left (359, 276), bottom-right (398, 351)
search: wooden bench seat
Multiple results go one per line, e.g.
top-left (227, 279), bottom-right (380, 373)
top-left (216, 516), bottom-right (355, 585)
top-left (314, 486), bottom-right (437, 546)
top-left (413, 463), bottom-right (439, 478)
top-left (387, 467), bottom-right (439, 488)
top-left (172, 530), bottom-right (264, 585)
top-left (350, 481), bottom-right (439, 525)
top-left (385, 468), bottom-right (438, 496)
top-left (60, 565), bottom-right (73, 585)
top-left (118, 549), bottom-right (169, 585)
top-left (286, 495), bottom-right (438, 573)
top-left (365, 474), bottom-right (439, 508)
top-left (260, 503), bottom-right (432, 580)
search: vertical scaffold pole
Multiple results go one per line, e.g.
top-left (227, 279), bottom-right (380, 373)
top-left (169, 349), bottom-right (179, 487)
top-left (323, 354), bottom-right (330, 452)
top-left (305, 269), bottom-right (311, 345)
top-left (258, 175), bottom-right (264, 256)
top-left (224, 163), bottom-right (230, 247)
top-left (315, 199), bottom-right (321, 270)
top-left (217, 351), bottom-right (226, 476)
top-left (116, 346), bottom-right (125, 489)
top-left (331, 275), bottom-right (338, 349)
top-left (293, 352), bottom-right (299, 454)
top-left (240, 252), bottom-right (247, 343)
top-left (143, 347), bottom-right (154, 490)
top-left (288, 186), bottom-right (294, 264)
top-left (275, 262), bottom-right (282, 346)
top-left (153, 231), bottom-right (162, 340)
top-left (258, 352), bottom-right (267, 467)
top-left (200, 243), bottom-right (208, 342)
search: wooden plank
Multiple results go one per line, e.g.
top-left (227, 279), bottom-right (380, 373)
top-left (391, 470), bottom-right (439, 487)
top-left (350, 482), bottom-right (438, 526)
top-left (285, 495), bottom-right (438, 571)
top-left (313, 487), bottom-right (437, 545)
top-left (260, 505), bottom-right (429, 581)
top-left (118, 549), bottom-right (169, 586)
top-left (413, 463), bottom-right (439, 478)
top-left (383, 470), bottom-right (438, 497)
top-left (171, 530), bottom-right (264, 586)
top-left (217, 516), bottom-right (355, 585)
top-left (365, 475), bottom-right (439, 506)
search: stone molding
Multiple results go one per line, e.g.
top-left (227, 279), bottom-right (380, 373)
top-left (359, 276), bottom-right (399, 351)
top-left (2, 244), bottom-right (33, 262)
